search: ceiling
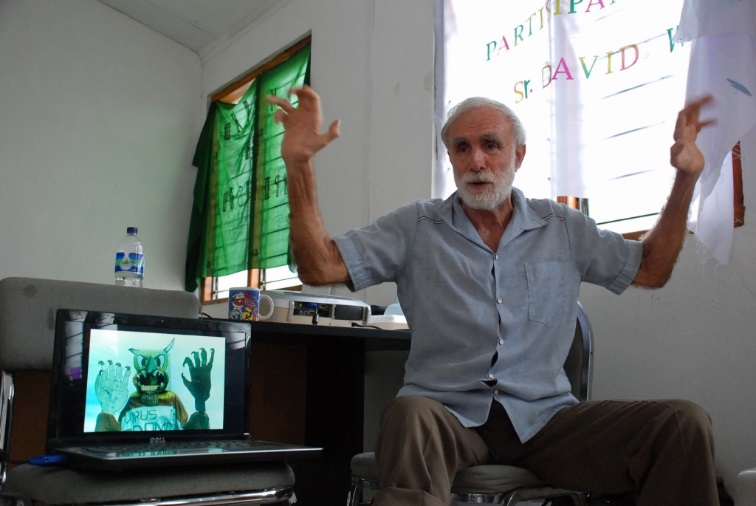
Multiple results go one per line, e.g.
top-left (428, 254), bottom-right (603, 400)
top-left (96, 0), bottom-right (280, 56)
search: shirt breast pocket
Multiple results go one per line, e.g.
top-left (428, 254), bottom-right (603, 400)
top-left (525, 261), bottom-right (576, 326)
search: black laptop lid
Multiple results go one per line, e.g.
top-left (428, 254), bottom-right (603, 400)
top-left (47, 309), bottom-right (251, 449)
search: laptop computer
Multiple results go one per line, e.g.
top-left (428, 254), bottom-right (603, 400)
top-left (44, 308), bottom-right (321, 470)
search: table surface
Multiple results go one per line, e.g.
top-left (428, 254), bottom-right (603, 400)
top-left (249, 320), bottom-right (411, 349)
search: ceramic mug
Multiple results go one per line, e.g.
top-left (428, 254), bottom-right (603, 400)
top-left (228, 287), bottom-right (275, 321)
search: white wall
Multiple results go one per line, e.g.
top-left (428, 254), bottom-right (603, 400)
top-left (2, 0), bottom-right (754, 495)
top-left (580, 126), bottom-right (756, 493)
top-left (0, 0), bottom-right (201, 289)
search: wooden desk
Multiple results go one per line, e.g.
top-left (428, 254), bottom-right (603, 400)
top-left (247, 321), bottom-right (410, 505)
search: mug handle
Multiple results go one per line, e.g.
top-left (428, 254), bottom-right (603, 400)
top-left (258, 294), bottom-right (275, 320)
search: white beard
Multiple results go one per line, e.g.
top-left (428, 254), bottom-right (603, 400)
top-left (455, 157), bottom-right (516, 211)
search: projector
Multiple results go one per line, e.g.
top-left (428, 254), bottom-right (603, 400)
top-left (261, 290), bottom-right (370, 327)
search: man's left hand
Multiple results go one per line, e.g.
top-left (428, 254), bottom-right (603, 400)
top-left (670, 95), bottom-right (715, 177)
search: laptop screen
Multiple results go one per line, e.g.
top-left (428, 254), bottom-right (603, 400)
top-left (47, 309), bottom-right (251, 447)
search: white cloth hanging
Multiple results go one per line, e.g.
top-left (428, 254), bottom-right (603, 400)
top-left (676, 0), bottom-right (756, 264)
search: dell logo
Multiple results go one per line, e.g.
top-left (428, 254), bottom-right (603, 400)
top-left (149, 437), bottom-right (166, 444)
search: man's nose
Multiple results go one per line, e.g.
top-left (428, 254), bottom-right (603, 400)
top-left (470, 148), bottom-right (486, 170)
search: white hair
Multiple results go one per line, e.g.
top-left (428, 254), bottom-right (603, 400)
top-left (441, 97), bottom-right (527, 148)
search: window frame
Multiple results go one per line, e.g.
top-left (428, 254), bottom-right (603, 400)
top-left (200, 36), bottom-right (311, 304)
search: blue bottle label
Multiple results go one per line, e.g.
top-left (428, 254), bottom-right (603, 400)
top-left (115, 252), bottom-right (144, 276)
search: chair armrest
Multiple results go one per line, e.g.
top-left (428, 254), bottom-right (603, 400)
top-left (1, 370), bottom-right (14, 492)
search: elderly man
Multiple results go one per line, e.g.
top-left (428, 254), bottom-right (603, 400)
top-left (269, 86), bottom-right (717, 505)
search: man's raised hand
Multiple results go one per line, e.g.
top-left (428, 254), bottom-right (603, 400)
top-left (670, 95), bottom-right (715, 177)
top-left (267, 85), bottom-right (340, 165)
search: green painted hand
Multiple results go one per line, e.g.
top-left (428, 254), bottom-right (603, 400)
top-left (182, 348), bottom-right (214, 413)
top-left (95, 360), bottom-right (131, 414)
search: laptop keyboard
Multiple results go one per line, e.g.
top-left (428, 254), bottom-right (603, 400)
top-left (80, 439), bottom-right (275, 455)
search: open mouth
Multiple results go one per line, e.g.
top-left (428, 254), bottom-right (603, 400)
top-left (136, 371), bottom-right (168, 392)
top-left (467, 180), bottom-right (492, 190)
top-left (464, 173), bottom-right (494, 186)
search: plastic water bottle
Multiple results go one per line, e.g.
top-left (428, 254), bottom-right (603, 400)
top-left (114, 227), bottom-right (144, 287)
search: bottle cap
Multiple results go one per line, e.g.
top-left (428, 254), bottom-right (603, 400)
top-left (127, 227), bottom-right (138, 235)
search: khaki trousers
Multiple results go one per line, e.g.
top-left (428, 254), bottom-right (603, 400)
top-left (373, 395), bottom-right (717, 506)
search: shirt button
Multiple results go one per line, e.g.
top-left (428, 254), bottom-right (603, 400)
top-left (498, 338), bottom-right (504, 346)
top-left (497, 297), bottom-right (503, 304)
top-left (495, 254), bottom-right (499, 260)
top-left (493, 389), bottom-right (499, 396)
top-left (488, 373), bottom-right (495, 379)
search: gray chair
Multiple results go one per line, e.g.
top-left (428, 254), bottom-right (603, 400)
top-left (0, 276), bottom-right (296, 505)
top-left (348, 302), bottom-right (593, 506)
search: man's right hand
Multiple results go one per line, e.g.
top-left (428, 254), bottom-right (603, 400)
top-left (267, 85), bottom-right (340, 165)
top-left (266, 85), bottom-right (350, 287)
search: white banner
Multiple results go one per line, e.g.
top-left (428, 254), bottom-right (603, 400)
top-left (677, 0), bottom-right (756, 264)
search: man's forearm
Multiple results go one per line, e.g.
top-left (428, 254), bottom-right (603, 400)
top-left (267, 86), bottom-right (347, 285)
top-left (633, 95), bottom-right (713, 288)
top-left (634, 171), bottom-right (698, 288)
top-left (286, 159), bottom-right (350, 286)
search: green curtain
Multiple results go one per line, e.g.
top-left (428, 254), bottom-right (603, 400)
top-left (185, 45), bottom-right (310, 292)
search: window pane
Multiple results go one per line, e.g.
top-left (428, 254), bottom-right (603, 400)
top-left (210, 267), bottom-right (301, 300)
top-left (439, 0), bottom-right (689, 233)
top-left (215, 270), bottom-right (250, 300)
top-left (262, 265), bottom-right (300, 291)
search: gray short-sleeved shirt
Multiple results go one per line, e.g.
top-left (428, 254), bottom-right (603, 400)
top-left (334, 188), bottom-right (643, 442)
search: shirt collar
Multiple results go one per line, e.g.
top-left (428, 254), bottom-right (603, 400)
top-left (509, 187), bottom-right (549, 232)
top-left (439, 188), bottom-right (548, 237)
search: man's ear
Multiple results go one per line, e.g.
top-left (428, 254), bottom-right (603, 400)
top-left (515, 144), bottom-right (526, 171)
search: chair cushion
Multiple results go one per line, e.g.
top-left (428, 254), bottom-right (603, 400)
top-left (351, 452), bottom-right (547, 495)
top-left (351, 451), bottom-right (380, 479)
top-left (451, 464), bottom-right (545, 494)
top-left (6, 461), bottom-right (294, 504)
